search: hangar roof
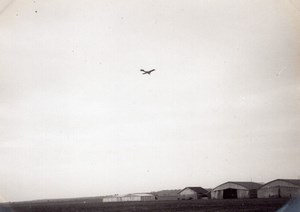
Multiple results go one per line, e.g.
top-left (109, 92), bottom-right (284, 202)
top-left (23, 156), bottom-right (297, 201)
top-left (178, 187), bottom-right (208, 194)
top-left (230, 182), bottom-right (262, 190)
top-left (212, 181), bottom-right (262, 191)
top-left (262, 179), bottom-right (300, 188)
top-left (278, 179), bottom-right (300, 186)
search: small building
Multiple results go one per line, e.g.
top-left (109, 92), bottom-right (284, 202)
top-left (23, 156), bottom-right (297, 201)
top-left (121, 193), bottom-right (155, 202)
top-left (155, 196), bottom-right (178, 201)
top-left (102, 195), bottom-right (122, 202)
top-left (178, 187), bottom-right (208, 200)
top-left (103, 193), bottom-right (155, 202)
top-left (258, 179), bottom-right (300, 198)
top-left (211, 181), bottom-right (262, 199)
top-left (152, 189), bottom-right (180, 201)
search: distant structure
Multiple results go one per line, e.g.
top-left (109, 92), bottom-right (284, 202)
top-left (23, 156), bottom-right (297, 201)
top-left (122, 193), bottom-right (155, 202)
top-left (258, 179), bottom-right (300, 198)
top-left (103, 193), bottom-right (155, 202)
top-left (210, 182), bottom-right (262, 199)
top-left (152, 190), bottom-right (180, 201)
top-left (178, 187), bottom-right (208, 200)
top-left (155, 196), bottom-right (178, 201)
top-left (102, 195), bottom-right (122, 202)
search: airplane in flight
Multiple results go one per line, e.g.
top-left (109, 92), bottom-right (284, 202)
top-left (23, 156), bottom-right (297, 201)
top-left (140, 69), bottom-right (156, 75)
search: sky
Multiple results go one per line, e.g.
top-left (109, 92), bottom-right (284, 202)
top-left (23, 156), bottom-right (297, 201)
top-left (0, 0), bottom-right (300, 202)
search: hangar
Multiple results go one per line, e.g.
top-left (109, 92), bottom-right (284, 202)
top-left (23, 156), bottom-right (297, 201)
top-left (211, 181), bottom-right (262, 199)
top-left (102, 195), bottom-right (122, 202)
top-left (178, 187), bottom-right (208, 200)
top-left (121, 193), bottom-right (155, 202)
top-left (258, 179), bottom-right (300, 198)
top-left (103, 193), bottom-right (155, 202)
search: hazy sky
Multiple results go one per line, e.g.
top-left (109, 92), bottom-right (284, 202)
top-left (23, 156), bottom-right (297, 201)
top-left (0, 0), bottom-right (299, 202)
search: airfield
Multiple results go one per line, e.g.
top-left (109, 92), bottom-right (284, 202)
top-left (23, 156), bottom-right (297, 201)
top-left (0, 198), bottom-right (289, 212)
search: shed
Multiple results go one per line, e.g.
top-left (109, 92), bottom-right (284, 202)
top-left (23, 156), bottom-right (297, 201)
top-left (152, 189), bottom-right (180, 201)
top-left (211, 181), bottom-right (262, 199)
top-left (178, 187), bottom-right (208, 200)
top-left (155, 196), bottom-right (178, 201)
top-left (258, 179), bottom-right (300, 198)
top-left (121, 193), bottom-right (155, 202)
top-left (102, 195), bottom-right (122, 202)
top-left (103, 193), bottom-right (155, 202)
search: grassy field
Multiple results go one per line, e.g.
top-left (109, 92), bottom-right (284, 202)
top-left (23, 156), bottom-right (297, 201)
top-left (0, 198), bottom-right (289, 212)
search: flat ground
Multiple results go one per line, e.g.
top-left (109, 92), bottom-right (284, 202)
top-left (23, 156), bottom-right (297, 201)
top-left (0, 198), bottom-right (289, 212)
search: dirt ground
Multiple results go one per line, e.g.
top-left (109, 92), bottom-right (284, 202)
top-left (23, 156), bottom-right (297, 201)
top-left (0, 198), bottom-right (290, 212)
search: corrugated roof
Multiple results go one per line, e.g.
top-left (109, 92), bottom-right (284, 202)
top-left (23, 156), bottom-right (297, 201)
top-left (262, 179), bottom-right (300, 188)
top-left (278, 179), bottom-right (300, 186)
top-left (229, 182), bottom-right (262, 190)
top-left (179, 187), bottom-right (208, 194)
top-left (212, 181), bottom-right (262, 191)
